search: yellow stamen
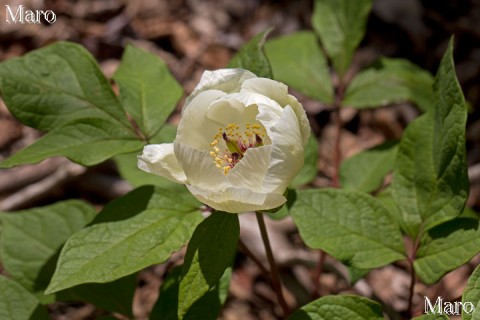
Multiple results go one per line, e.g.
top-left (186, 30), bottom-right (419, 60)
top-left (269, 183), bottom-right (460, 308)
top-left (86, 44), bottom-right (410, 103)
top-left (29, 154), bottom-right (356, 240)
top-left (209, 122), bottom-right (268, 175)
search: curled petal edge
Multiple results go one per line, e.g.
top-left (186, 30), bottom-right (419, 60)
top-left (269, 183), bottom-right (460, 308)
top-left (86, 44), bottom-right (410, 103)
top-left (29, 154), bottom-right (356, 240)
top-left (137, 143), bottom-right (187, 184)
top-left (187, 184), bottom-right (286, 214)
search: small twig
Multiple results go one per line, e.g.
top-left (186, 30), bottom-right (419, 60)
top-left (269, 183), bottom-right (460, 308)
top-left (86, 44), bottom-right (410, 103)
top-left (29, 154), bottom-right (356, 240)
top-left (468, 162), bottom-right (480, 183)
top-left (179, 38), bottom-right (212, 82)
top-left (255, 212), bottom-right (291, 316)
top-left (238, 239), bottom-right (270, 278)
top-left (312, 250), bottom-right (326, 299)
top-left (0, 161), bottom-right (86, 211)
top-left (0, 157), bottom-right (69, 194)
top-left (76, 173), bottom-right (132, 200)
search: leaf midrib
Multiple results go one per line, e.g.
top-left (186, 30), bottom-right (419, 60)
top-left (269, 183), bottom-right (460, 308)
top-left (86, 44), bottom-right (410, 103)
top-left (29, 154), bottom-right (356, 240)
top-left (49, 208), bottom-right (199, 292)
top-left (4, 59), bottom-right (134, 134)
top-left (299, 192), bottom-right (405, 256)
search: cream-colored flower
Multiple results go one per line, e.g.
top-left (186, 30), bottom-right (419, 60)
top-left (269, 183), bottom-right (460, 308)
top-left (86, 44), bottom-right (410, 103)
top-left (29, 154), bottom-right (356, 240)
top-left (138, 68), bottom-right (310, 213)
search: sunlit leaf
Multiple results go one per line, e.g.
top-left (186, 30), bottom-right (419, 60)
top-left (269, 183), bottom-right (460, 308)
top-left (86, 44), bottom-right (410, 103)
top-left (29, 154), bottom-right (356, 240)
top-left (228, 29), bottom-right (272, 78)
top-left (344, 58), bottom-right (434, 112)
top-left (46, 186), bottom-right (203, 293)
top-left (265, 31), bottom-right (333, 103)
top-left (291, 189), bottom-right (405, 269)
top-left (340, 141), bottom-right (397, 193)
top-left (0, 276), bottom-right (49, 320)
top-left (462, 264), bottom-right (480, 320)
top-left (312, 0), bottom-right (372, 75)
top-left (288, 294), bottom-right (383, 320)
top-left (391, 38), bottom-right (468, 237)
top-left (114, 45), bottom-right (183, 139)
top-left (415, 217), bottom-right (480, 284)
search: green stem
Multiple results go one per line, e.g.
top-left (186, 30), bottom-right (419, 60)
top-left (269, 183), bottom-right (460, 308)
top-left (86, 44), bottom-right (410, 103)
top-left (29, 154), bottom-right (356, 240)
top-left (255, 211), bottom-right (290, 316)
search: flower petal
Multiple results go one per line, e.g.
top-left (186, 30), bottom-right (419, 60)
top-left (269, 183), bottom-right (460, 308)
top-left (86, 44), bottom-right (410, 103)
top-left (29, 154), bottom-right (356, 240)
top-left (262, 105), bottom-right (305, 193)
top-left (241, 77), bottom-right (290, 107)
top-left (226, 91), bottom-right (283, 138)
top-left (174, 142), bottom-right (227, 190)
top-left (243, 77), bottom-right (310, 146)
top-left (228, 145), bottom-right (272, 191)
top-left (186, 184), bottom-right (286, 213)
top-left (176, 90), bottom-right (226, 150)
top-left (138, 143), bottom-right (187, 184)
top-left (186, 69), bottom-right (256, 104)
top-left (206, 96), bottom-right (258, 127)
top-left (286, 95), bottom-right (311, 146)
top-left (230, 91), bottom-right (283, 112)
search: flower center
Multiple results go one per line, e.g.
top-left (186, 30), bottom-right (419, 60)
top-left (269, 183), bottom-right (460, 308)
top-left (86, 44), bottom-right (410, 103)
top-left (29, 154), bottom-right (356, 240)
top-left (210, 123), bottom-right (267, 175)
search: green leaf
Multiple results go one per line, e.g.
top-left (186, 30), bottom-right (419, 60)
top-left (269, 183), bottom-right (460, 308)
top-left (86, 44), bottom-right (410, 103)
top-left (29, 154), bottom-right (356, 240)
top-left (462, 265), bottom-right (480, 320)
top-left (0, 276), bottom-right (49, 320)
top-left (391, 39), bottom-right (468, 238)
top-left (343, 58), bottom-right (434, 111)
top-left (312, 0), bottom-right (372, 75)
top-left (150, 267), bottom-right (183, 320)
top-left (265, 31), bottom-right (333, 103)
top-left (267, 203), bottom-right (289, 220)
top-left (57, 275), bottom-right (136, 317)
top-left (178, 212), bottom-right (238, 319)
top-left (375, 188), bottom-right (409, 235)
top-left (347, 267), bottom-right (370, 285)
top-left (0, 41), bottom-right (145, 168)
top-left (228, 29), bottom-right (273, 78)
top-left (113, 45), bottom-right (183, 139)
top-left (115, 150), bottom-right (184, 190)
top-left (412, 314), bottom-right (450, 320)
top-left (0, 41), bottom-right (130, 131)
top-left (45, 186), bottom-right (203, 294)
top-left (0, 118), bottom-right (143, 168)
top-left (290, 134), bottom-right (319, 188)
top-left (290, 189), bottom-right (405, 269)
top-left (0, 201), bottom-right (96, 293)
top-left (114, 124), bottom-right (183, 190)
top-left (0, 200), bottom-right (137, 316)
top-left (150, 266), bottom-right (232, 320)
top-left (288, 294), bottom-right (383, 320)
top-left (340, 141), bottom-right (397, 192)
top-left (414, 217), bottom-right (480, 285)
top-left (266, 189), bottom-right (298, 221)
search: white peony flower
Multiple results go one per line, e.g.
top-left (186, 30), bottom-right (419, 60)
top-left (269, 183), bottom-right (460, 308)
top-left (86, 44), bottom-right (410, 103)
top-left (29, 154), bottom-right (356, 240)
top-left (138, 68), bottom-right (310, 213)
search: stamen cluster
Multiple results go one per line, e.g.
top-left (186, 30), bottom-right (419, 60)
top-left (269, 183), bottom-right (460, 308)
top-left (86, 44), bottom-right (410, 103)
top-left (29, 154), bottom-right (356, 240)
top-left (210, 123), bottom-right (266, 174)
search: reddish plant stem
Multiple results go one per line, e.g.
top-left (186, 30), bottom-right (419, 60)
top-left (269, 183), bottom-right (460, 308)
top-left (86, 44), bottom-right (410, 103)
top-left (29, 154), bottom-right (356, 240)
top-left (407, 230), bottom-right (422, 317)
top-left (312, 250), bottom-right (326, 299)
top-left (331, 78), bottom-right (346, 189)
top-left (238, 239), bottom-right (270, 278)
top-left (255, 212), bottom-right (291, 316)
top-left (312, 77), bottom-right (347, 298)
top-left (331, 106), bottom-right (342, 188)
top-left (406, 258), bottom-right (417, 318)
